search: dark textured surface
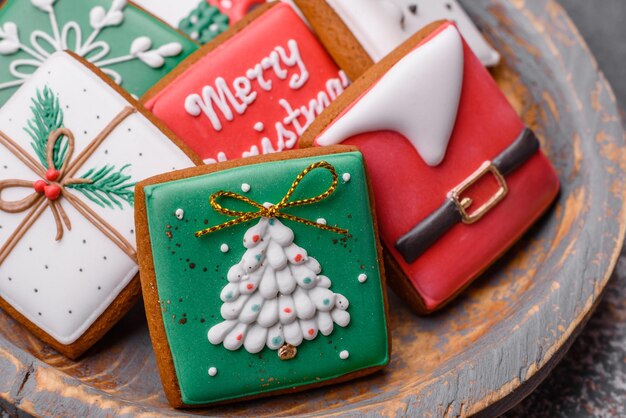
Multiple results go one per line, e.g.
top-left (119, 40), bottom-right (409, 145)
top-left (559, 0), bottom-right (626, 109)
top-left (507, 0), bottom-right (626, 416)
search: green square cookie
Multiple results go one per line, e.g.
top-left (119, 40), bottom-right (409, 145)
top-left (137, 148), bottom-right (390, 406)
top-left (0, 0), bottom-right (198, 105)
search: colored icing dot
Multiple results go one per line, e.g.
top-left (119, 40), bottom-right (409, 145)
top-left (323, 299), bottom-right (330, 306)
top-left (236, 334), bottom-right (243, 341)
top-left (358, 274), bottom-right (368, 283)
top-left (294, 254), bottom-right (303, 262)
top-left (269, 219), bottom-right (275, 226)
top-left (225, 292), bottom-right (233, 300)
top-left (255, 254), bottom-right (262, 261)
top-left (251, 304), bottom-right (260, 312)
top-left (220, 244), bottom-right (229, 253)
top-left (246, 284), bottom-right (254, 290)
top-left (252, 235), bottom-right (260, 243)
top-left (208, 367), bottom-right (218, 377)
top-left (342, 173), bottom-right (351, 182)
top-left (175, 208), bottom-right (184, 220)
top-left (272, 336), bottom-right (282, 345)
top-left (308, 329), bottom-right (315, 336)
top-left (340, 350), bottom-right (350, 360)
top-left (241, 183), bottom-right (251, 193)
top-left (284, 308), bottom-right (292, 314)
top-left (316, 218), bottom-right (327, 225)
top-left (254, 122), bottom-right (264, 132)
top-left (303, 277), bottom-right (312, 284)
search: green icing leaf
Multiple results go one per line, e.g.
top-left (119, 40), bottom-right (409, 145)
top-left (24, 86), bottom-right (67, 169)
top-left (68, 164), bottom-right (135, 210)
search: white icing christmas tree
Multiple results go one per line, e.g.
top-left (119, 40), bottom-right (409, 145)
top-left (208, 216), bottom-right (350, 357)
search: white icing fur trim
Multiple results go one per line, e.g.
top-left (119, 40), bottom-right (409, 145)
top-left (316, 25), bottom-right (463, 167)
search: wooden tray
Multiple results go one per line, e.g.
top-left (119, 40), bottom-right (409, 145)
top-left (1, 0), bottom-right (625, 416)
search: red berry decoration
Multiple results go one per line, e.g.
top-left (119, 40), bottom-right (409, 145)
top-left (246, 283), bottom-right (254, 290)
top-left (308, 329), bottom-right (315, 336)
top-left (283, 307), bottom-right (292, 314)
top-left (44, 184), bottom-right (62, 201)
top-left (236, 334), bottom-right (243, 341)
top-left (252, 235), bottom-right (260, 243)
top-left (45, 168), bottom-right (61, 182)
top-left (33, 180), bottom-right (47, 194)
top-left (294, 254), bottom-right (303, 262)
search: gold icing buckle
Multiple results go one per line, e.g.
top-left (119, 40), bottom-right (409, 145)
top-left (449, 161), bottom-right (508, 224)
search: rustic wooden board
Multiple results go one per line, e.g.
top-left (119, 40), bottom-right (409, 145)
top-left (0, 0), bottom-right (624, 416)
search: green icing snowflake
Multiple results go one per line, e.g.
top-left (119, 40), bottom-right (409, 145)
top-left (178, 2), bottom-right (229, 44)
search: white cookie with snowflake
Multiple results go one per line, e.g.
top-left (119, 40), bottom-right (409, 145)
top-left (326, 0), bottom-right (500, 66)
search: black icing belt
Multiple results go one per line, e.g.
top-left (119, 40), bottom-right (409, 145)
top-left (395, 128), bottom-right (540, 264)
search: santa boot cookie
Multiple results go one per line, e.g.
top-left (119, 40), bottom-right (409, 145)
top-left (300, 22), bottom-right (560, 313)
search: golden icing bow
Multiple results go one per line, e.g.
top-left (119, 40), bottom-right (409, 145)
top-left (195, 161), bottom-right (349, 238)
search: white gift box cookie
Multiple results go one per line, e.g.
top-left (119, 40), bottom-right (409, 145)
top-left (326, 0), bottom-right (500, 66)
top-left (0, 51), bottom-right (198, 358)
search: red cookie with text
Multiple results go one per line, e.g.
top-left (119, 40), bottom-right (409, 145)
top-left (143, 2), bottom-right (349, 164)
top-left (300, 22), bottom-right (560, 314)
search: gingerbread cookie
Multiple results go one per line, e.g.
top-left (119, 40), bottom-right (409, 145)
top-left (300, 22), bottom-right (560, 314)
top-left (135, 146), bottom-right (389, 407)
top-left (295, 0), bottom-right (500, 79)
top-left (0, 51), bottom-right (200, 358)
top-left (142, 2), bottom-right (349, 164)
top-left (0, 0), bottom-right (198, 106)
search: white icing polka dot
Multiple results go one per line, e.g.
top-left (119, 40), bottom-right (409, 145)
top-left (241, 183), bottom-right (251, 193)
top-left (316, 218), bottom-right (327, 225)
top-left (254, 122), bottom-right (264, 132)
top-left (175, 208), bottom-right (184, 220)
top-left (342, 173), bottom-right (351, 182)
top-left (340, 350), bottom-right (350, 360)
top-left (220, 0), bottom-right (232, 9)
top-left (209, 23), bottom-right (219, 32)
top-left (220, 244), bottom-right (229, 253)
top-left (358, 274), bottom-right (368, 283)
top-left (208, 366), bottom-right (218, 376)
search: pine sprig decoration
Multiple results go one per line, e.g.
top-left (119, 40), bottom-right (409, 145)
top-left (69, 164), bottom-right (135, 210)
top-left (24, 86), bottom-right (67, 169)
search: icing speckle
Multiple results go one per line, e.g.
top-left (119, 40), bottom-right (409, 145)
top-left (342, 173), bottom-right (351, 183)
top-left (254, 122), bottom-right (264, 132)
top-left (220, 244), bottom-right (230, 253)
top-left (175, 209), bottom-right (184, 220)
top-left (358, 274), bottom-right (368, 283)
top-left (208, 366), bottom-right (218, 377)
top-left (340, 350), bottom-right (350, 360)
top-left (241, 183), bottom-right (251, 193)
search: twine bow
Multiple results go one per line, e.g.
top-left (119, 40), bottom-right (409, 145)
top-left (195, 161), bottom-right (349, 238)
top-left (0, 107), bottom-right (138, 265)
